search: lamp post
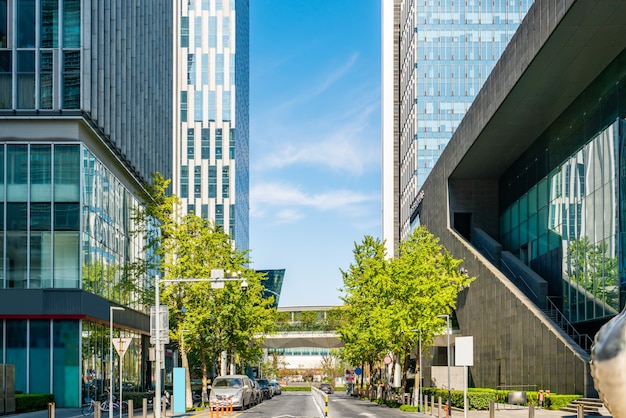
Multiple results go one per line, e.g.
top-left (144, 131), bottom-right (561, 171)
top-left (438, 314), bottom-right (451, 416)
top-left (153, 271), bottom-right (248, 418)
top-left (109, 306), bottom-right (125, 418)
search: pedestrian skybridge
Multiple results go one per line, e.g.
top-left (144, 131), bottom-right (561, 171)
top-left (260, 331), bottom-right (344, 349)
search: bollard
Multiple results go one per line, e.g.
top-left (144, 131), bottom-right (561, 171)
top-left (324, 393), bottom-right (329, 417)
top-left (48, 402), bottom-right (55, 418)
top-left (431, 395), bottom-right (435, 416)
top-left (438, 396), bottom-right (443, 418)
top-left (95, 402), bottom-right (101, 418)
top-left (128, 399), bottom-right (133, 418)
top-left (142, 398), bottom-right (147, 418)
top-left (489, 400), bottom-right (494, 418)
top-left (577, 404), bottom-right (584, 418)
top-left (529, 403), bottom-right (535, 418)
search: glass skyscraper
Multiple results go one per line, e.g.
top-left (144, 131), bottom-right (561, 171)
top-left (0, 0), bottom-right (173, 407)
top-left (173, 0), bottom-right (249, 252)
top-left (383, 0), bottom-right (534, 251)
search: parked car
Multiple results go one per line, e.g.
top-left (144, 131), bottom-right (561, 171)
top-left (209, 375), bottom-right (253, 410)
top-left (319, 383), bottom-right (334, 394)
top-left (255, 378), bottom-right (272, 400)
top-left (269, 381), bottom-right (282, 395)
top-left (250, 379), bottom-right (263, 405)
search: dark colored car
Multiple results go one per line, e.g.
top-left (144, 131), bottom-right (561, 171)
top-left (255, 378), bottom-right (272, 400)
top-left (319, 383), bottom-right (334, 394)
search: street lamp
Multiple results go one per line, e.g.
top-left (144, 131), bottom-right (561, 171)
top-left (438, 314), bottom-right (451, 416)
top-left (153, 270), bottom-right (248, 418)
top-left (109, 306), bottom-right (125, 418)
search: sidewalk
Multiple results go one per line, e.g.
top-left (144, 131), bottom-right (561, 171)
top-left (415, 405), bottom-right (609, 418)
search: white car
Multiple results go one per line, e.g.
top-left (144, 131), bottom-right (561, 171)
top-left (209, 375), bottom-right (253, 410)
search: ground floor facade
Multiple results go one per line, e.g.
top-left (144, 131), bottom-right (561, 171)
top-left (0, 118), bottom-right (159, 407)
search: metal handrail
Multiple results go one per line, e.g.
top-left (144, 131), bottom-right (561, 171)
top-left (499, 257), bottom-right (540, 302)
top-left (545, 296), bottom-right (593, 352)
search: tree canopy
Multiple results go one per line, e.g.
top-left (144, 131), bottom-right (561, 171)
top-left (337, 226), bottom-right (474, 389)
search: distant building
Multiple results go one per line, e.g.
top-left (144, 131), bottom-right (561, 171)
top-left (382, 0), bottom-right (533, 254)
top-left (172, 0), bottom-right (250, 252)
top-left (0, 0), bottom-right (172, 406)
top-left (256, 269), bottom-right (285, 308)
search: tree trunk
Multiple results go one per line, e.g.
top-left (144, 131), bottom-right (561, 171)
top-left (181, 345), bottom-right (193, 409)
top-left (200, 346), bottom-right (209, 404)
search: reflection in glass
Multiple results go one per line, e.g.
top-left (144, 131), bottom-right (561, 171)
top-left (17, 51), bottom-right (35, 109)
top-left (17, 0), bottom-right (35, 47)
top-left (41, 0), bottom-right (59, 48)
top-left (62, 0), bottom-right (80, 48)
top-left (0, 51), bottom-right (10, 108)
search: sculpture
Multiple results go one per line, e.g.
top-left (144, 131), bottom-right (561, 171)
top-left (590, 307), bottom-right (626, 418)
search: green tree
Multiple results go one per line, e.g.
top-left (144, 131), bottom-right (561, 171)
top-left (128, 174), bottom-right (275, 406)
top-left (338, 227), bottom-right (473, 395)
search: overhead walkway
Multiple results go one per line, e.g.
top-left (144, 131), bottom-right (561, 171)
top-left (260, 331), bottom-right (343, 349)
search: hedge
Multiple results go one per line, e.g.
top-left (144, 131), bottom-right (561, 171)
top-left (16, 394), bottom-right (55, 412)
top-left (421, 388), bottom-right (583, 411)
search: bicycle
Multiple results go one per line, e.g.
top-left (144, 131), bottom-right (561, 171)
top-left (81, 397), bottom-right (128, 415)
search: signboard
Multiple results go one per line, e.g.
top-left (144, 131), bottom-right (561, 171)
top-left (455, 336), bottom-right (474, 366)
top-left (113, 338), bottom-right (133, 358)
top-left (150, 305), bottom-right (170, 344)
top-left (383, 355), bottom-right (392, 365)
top-left (354, 367), bottom-right (362, 376)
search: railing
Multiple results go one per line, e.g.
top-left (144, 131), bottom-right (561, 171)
top-left (545, 296), bottom-right (593, 353)
top-left (472, 238), bottom-right (593, 354)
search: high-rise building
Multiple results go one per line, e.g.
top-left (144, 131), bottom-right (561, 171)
top-left (0, 0), bottom-right (172, 407)
top-left (382, 0), bottom-right (533, 254)
top-left (173, 0), bottom-right (249, 251)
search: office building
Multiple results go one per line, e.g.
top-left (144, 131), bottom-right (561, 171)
top-left (0, 0), bottom-right (172, 407)
top-left (382, 0), bottom-right (533, 254)
top-left (415, 0), bottom-right (626, 395)
top-left (173, 0), bottom-right (249, 251)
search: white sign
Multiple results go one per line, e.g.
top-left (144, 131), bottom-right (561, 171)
top-left (112, 338), bottom-right (133, 358)
top-left (383, 355), bottom-right (392, 365)
top-left (150, 305), bottom-right (170, 344)
top-left (455, 336), bottom-right (473, 366)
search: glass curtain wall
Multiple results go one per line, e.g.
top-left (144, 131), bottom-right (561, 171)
top-left (499, 50), bottom-right (626, 324)
top-left (0, 0), bottom-right (80, 110)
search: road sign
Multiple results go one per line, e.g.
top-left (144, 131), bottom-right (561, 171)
top-left (383, 355), bottom-right (392, 365)
top-left (354, 367), bottom-right (362, 376)
top-left (112, 338), bottom-right (133, 358)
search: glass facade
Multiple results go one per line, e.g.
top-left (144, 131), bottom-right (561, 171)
top-left (175, 0), bottom-right (249, 250)
top-left (0, 0), bottom-right (81, 110)
top-left (0, 142), bottom-right (148, 406)
top-left (499, 49), bottom-right (626, 324)
top-left (397, 0), bottom-right (533, 239)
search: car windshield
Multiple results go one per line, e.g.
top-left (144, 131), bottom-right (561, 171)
top-left (213, 378), bottom-right (242, 388)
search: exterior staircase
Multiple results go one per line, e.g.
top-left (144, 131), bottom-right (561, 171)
top-left (560, 398), bottom-right (611, 416)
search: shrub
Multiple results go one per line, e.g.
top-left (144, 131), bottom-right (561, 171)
top-left (281, 385), bottom-right (311, 392)
top-left (16, 394), bottom-right (54, 412)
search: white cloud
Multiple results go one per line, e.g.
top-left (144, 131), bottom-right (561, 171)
top-left (250, 181), bottom-right (379, 220)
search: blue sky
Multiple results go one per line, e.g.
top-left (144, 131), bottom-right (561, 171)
top-left (248, 1), bottom-right (382, 307)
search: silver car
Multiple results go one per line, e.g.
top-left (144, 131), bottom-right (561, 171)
top-left (209, 375), bottom-right (253, 410)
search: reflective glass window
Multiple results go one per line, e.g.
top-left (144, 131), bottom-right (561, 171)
top-left (54, 145), bottom-right (79, 202)
top-left (17, 51), bottom-right (35, 109)
top-left (53, 320), bottom-right (80, 406)
top-left (30, 320), bottom-right (51, 393)
top-left (31, 203), bottom-right (52, 288)
top-left (62, 51), bottom-right (80, 108)
top-left (7, 145), bottom-right (28, 202)
top-left (54, 203), bottom-right (79, 230)
top-left (40, 51), bottom-right (54, 109)
top-left (31, 145), bottom-right (52, 201)
top-left (6, 320), bottom-right (27, 393)
top-left (54, 232), bottom-right (79, 288)
top-left (17, 0), bottom-right (35, 47)
top-left (41, 0), bottom-right (59, 48)
top-left (62, 0), bottom-right (80, 47)
top-left (0, 51), bottom-right (10, 108)
top-left (0, 0), bottom-right (7, 48)
top-left (7, 203), bottom-right (27, 288)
